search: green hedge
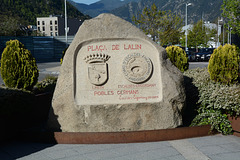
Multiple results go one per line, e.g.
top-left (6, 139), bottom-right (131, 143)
top-left (184, 68), bottom-right (240, 135)
top-left (33, 75), bottom-right (57, 94)
top-left (0, 86), bottom-right (34, 116)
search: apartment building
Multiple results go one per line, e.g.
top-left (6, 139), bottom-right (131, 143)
top-left (37, 15), bottom-right (83, 36)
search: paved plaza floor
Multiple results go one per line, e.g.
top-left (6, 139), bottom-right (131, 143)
top-left (1, 134), bottom-right (240, 160)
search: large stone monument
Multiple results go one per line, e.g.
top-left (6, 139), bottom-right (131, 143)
top-left (48, 14), bottom-right (185, 132)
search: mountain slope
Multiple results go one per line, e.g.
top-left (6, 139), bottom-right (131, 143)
top-left (0, 0), bottom-right (90, 25)
top-left (68, 0), bottom-right (140, 17)
top-left (111, 0), bottom-right (223, 23)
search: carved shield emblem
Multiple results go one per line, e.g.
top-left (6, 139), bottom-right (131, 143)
top-left (88, 63), bottom-right (108, 85)
top-left (84, 53), bottom-right (110, 86)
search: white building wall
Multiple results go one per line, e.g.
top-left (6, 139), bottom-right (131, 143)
top-left (37, 16), bottom-right (59, 36)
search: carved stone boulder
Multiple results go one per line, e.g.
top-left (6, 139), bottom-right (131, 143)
top-left (48, 13), bottom-right (186, 132)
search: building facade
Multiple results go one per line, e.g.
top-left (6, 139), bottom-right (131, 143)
top-left (37, 15), bottom-right (83, 36)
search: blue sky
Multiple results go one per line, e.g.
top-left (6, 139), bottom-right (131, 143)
top-left (72, 0), bottom-right (100, 5)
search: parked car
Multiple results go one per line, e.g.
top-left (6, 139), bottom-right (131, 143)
top-left (186, 51), bottom-right (196, 61)
top-left (195, 48), bottom-right (215, 61)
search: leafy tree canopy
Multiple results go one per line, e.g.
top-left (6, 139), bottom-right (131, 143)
top-left (0, 15), bottom-right (26, 36)
top-left (132, 3), bottom-right (183, 46)
top-left (221, 0), bottom-right (240, 36)
top-left (181, 20), bottom-right (216, 50)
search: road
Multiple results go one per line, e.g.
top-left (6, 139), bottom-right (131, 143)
top-left (0, 62), bottom-right (60, 85)
top-left (0, 62), bottom-right (208, 86)
top-left (37, 62), bottom-right (60, 81)
top-left (189, 62), bottom-right (209, 70)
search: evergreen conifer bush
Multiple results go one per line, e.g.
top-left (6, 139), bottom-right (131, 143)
top-left (208, 44), bottom-right (240, 84)
top-left (166, 46), bottom-right (189, 72)
top-left (60, 47), bottom-right (68, 64)
top-left (0, 40), bottom-right (39, 91)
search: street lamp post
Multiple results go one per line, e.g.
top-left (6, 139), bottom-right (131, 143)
top-left (65, 0), bottom-right (68, 46)
top-left (227, 25), bottom-right (232, 45)
top-left (228, 24), bottom-right (230, 44)
top-left (185, 3), bottom-right (192, 52)
top-left (217, 17), bottom-right (223, 48)
top-left (223, 20), bottom-right (224, 46)
top-left (230, 27), bottom-right (232, 44)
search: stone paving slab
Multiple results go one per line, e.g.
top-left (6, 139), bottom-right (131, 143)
top-left (1, 135), bottom-right (240, 160)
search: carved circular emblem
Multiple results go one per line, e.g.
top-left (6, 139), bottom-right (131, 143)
top-left (122, 53), bottom-right (153, 83)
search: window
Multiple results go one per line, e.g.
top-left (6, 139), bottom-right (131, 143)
top-left (42, 21), bottom-right (45, 25)
top-left (42, 32), bottom-right (45, 36)
top-left (50, 32), bottom-right (53, 36)
top-left (55, 26), bottom-right (58, 31)
top-left (50, 26), bottom-right (53, 31)
top-left (37, 21), bottom-right (40, 25)
top-left (38, 27), bottom-right (40, 31)
top-left (42, 26), bottom-right (45, 31)
top-left (55, 20), bottom-right (57, 25)
top-left (55, 32), bottom-right (58, 36)
top-left (50, 20), bottom-right (52, 25)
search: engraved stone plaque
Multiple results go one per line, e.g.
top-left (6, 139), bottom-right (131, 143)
top-left (74, 39), bottom-right (162, 105)
top-left (122, 53), bottom-right (152, 83)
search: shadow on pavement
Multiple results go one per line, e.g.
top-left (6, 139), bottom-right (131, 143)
top-left (0, 140), bottom-right (55, 160)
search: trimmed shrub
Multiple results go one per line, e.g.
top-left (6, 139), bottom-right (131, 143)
top-left (33, 75), bottom-right (57, 94)
top-left (60, 47), bottom-right (68, 64)
top-left (0, 86), bottom-right (34, 116)
top-left (0, 40), bottom-right (39, 91)
top-left (166, 46), bottom-right (189, 72)
top-left (0, 86), bottom-right (42, 133)
top-left (208, 44), bottom-right (240, 84)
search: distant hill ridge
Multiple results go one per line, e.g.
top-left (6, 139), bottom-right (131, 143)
top-left (0, 0), bottom-right (90, 25)
top-left (68, 0), bottom-right (140, 17)
top-left (70, 0), bottom-right (223, 23)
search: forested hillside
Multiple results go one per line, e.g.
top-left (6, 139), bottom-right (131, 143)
top-left (0, 0), bottom-right (90, 24)
top-left (0, 0), bottom-right (90, 36)
top-left (69, 0), bottom-right (223, 24)
top-left (111, 0), bottom-right (223, 23)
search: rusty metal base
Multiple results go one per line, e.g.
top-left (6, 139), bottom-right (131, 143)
top-left (21, 125), bottom-right (213, 144)
top-left (228, 115), bottom-right (240, 137)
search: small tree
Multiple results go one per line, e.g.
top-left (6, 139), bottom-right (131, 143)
top-left (181, 20), bottom-right (216, 51)
top-left (0, 40), bottom-right (39, 90)
top-left (0, 15), bottom-right (25, 36)
top-left (132, 3), bottom-right (183, 46)
top-left (159, 11), bottom-right (183, 46)
top-left (221, 0), bottom-right (240, 36)
top-left (166, 46), bottom-right (189, 72)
